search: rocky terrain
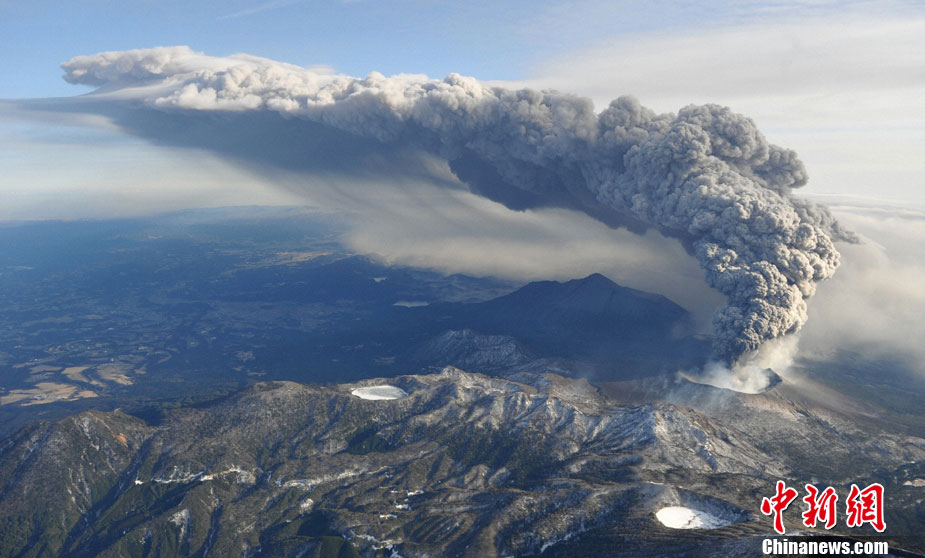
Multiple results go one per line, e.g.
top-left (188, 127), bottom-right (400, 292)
top-left (2, 367), bottom-right (923, 557)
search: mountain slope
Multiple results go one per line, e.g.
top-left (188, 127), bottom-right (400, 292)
top-left (386, 273), bottom-right (709, 379)
top-left (2, 368), bottom-right (922, 557)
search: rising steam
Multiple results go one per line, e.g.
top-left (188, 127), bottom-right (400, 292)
top-left (60, 46), bottom-right (855, 364)
top-left (687, 336), bottom-right (801, 393)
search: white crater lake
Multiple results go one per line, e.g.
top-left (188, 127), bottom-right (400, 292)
top-left (655, 506), bottom-right (731, 529)
top-left (350, 386), bottom-right (409, 400)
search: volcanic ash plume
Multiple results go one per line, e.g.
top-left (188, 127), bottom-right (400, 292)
top-left (61, 46), bottom-right (856, 364)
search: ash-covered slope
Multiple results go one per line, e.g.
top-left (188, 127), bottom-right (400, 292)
top-left (1, 368), bottom-right (922, 557)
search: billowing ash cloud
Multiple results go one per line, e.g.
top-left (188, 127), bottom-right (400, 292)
top-left (61, 46), bottom-right (856, 364)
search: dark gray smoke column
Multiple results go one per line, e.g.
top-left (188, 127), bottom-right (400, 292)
top-left (61, 47), bottom-right (856, 364)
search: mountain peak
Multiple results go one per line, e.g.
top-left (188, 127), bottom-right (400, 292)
top-left (490, 272), bottom-right (686, 321)
top-left (576, 272), bottom-right (611, 284)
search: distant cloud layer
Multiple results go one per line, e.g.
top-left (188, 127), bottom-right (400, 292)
top-left (799, 201), bottom-right (925, 371)
top-left (60, 46), bottom-right (854, 364)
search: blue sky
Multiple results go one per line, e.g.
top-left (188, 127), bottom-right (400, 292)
top-left (0, 0), bottom-right (889, 98)
top-left (1, 0), bottom-right (924, 213)
top-left (0, 0), bottom-right (923, 224)
top-left (1, 0), bottom-right (611, 98)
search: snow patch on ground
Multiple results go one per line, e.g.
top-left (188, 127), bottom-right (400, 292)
top-left (393, 300), bottom-right (428, 307)
top-left (655, 506), bottom-right (731, 529)
top-left (351, 386), bottom-right (409, 400)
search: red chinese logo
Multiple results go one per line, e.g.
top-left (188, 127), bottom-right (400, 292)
top-left (761, 480), bottom-right (799, 535)
top-left (802, 484), bottom-right (838, 529)
top-left (761, 481), bottom-right (886, 534)
top-left (846, 483), bottom-right (886, 532)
